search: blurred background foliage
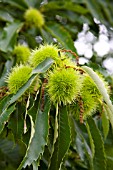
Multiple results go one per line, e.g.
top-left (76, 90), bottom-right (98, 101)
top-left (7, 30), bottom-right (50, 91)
top-left (0, 0), bottom-right (113, 170)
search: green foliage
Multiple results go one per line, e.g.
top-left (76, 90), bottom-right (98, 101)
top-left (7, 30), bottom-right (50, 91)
top-left (0, 22), bottom-right (23, 52)
top-left (0, 0), bottom-right (113, 170)
top-left (0, 103), bottom-right (16, 133)
top-left (18, 96), bottom-right (50, 169)
top-left (45, 23), bottom-right (76, 52)
top-left (101, 109), bottom-right (109, 140)
top-left (87, 118), bottom-right (106, 170)
top-left (48, 106), bottom-right (71, 170)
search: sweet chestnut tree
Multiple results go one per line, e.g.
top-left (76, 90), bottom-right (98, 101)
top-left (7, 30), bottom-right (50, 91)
top-left (0, 1), bottom-right (113, 170)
